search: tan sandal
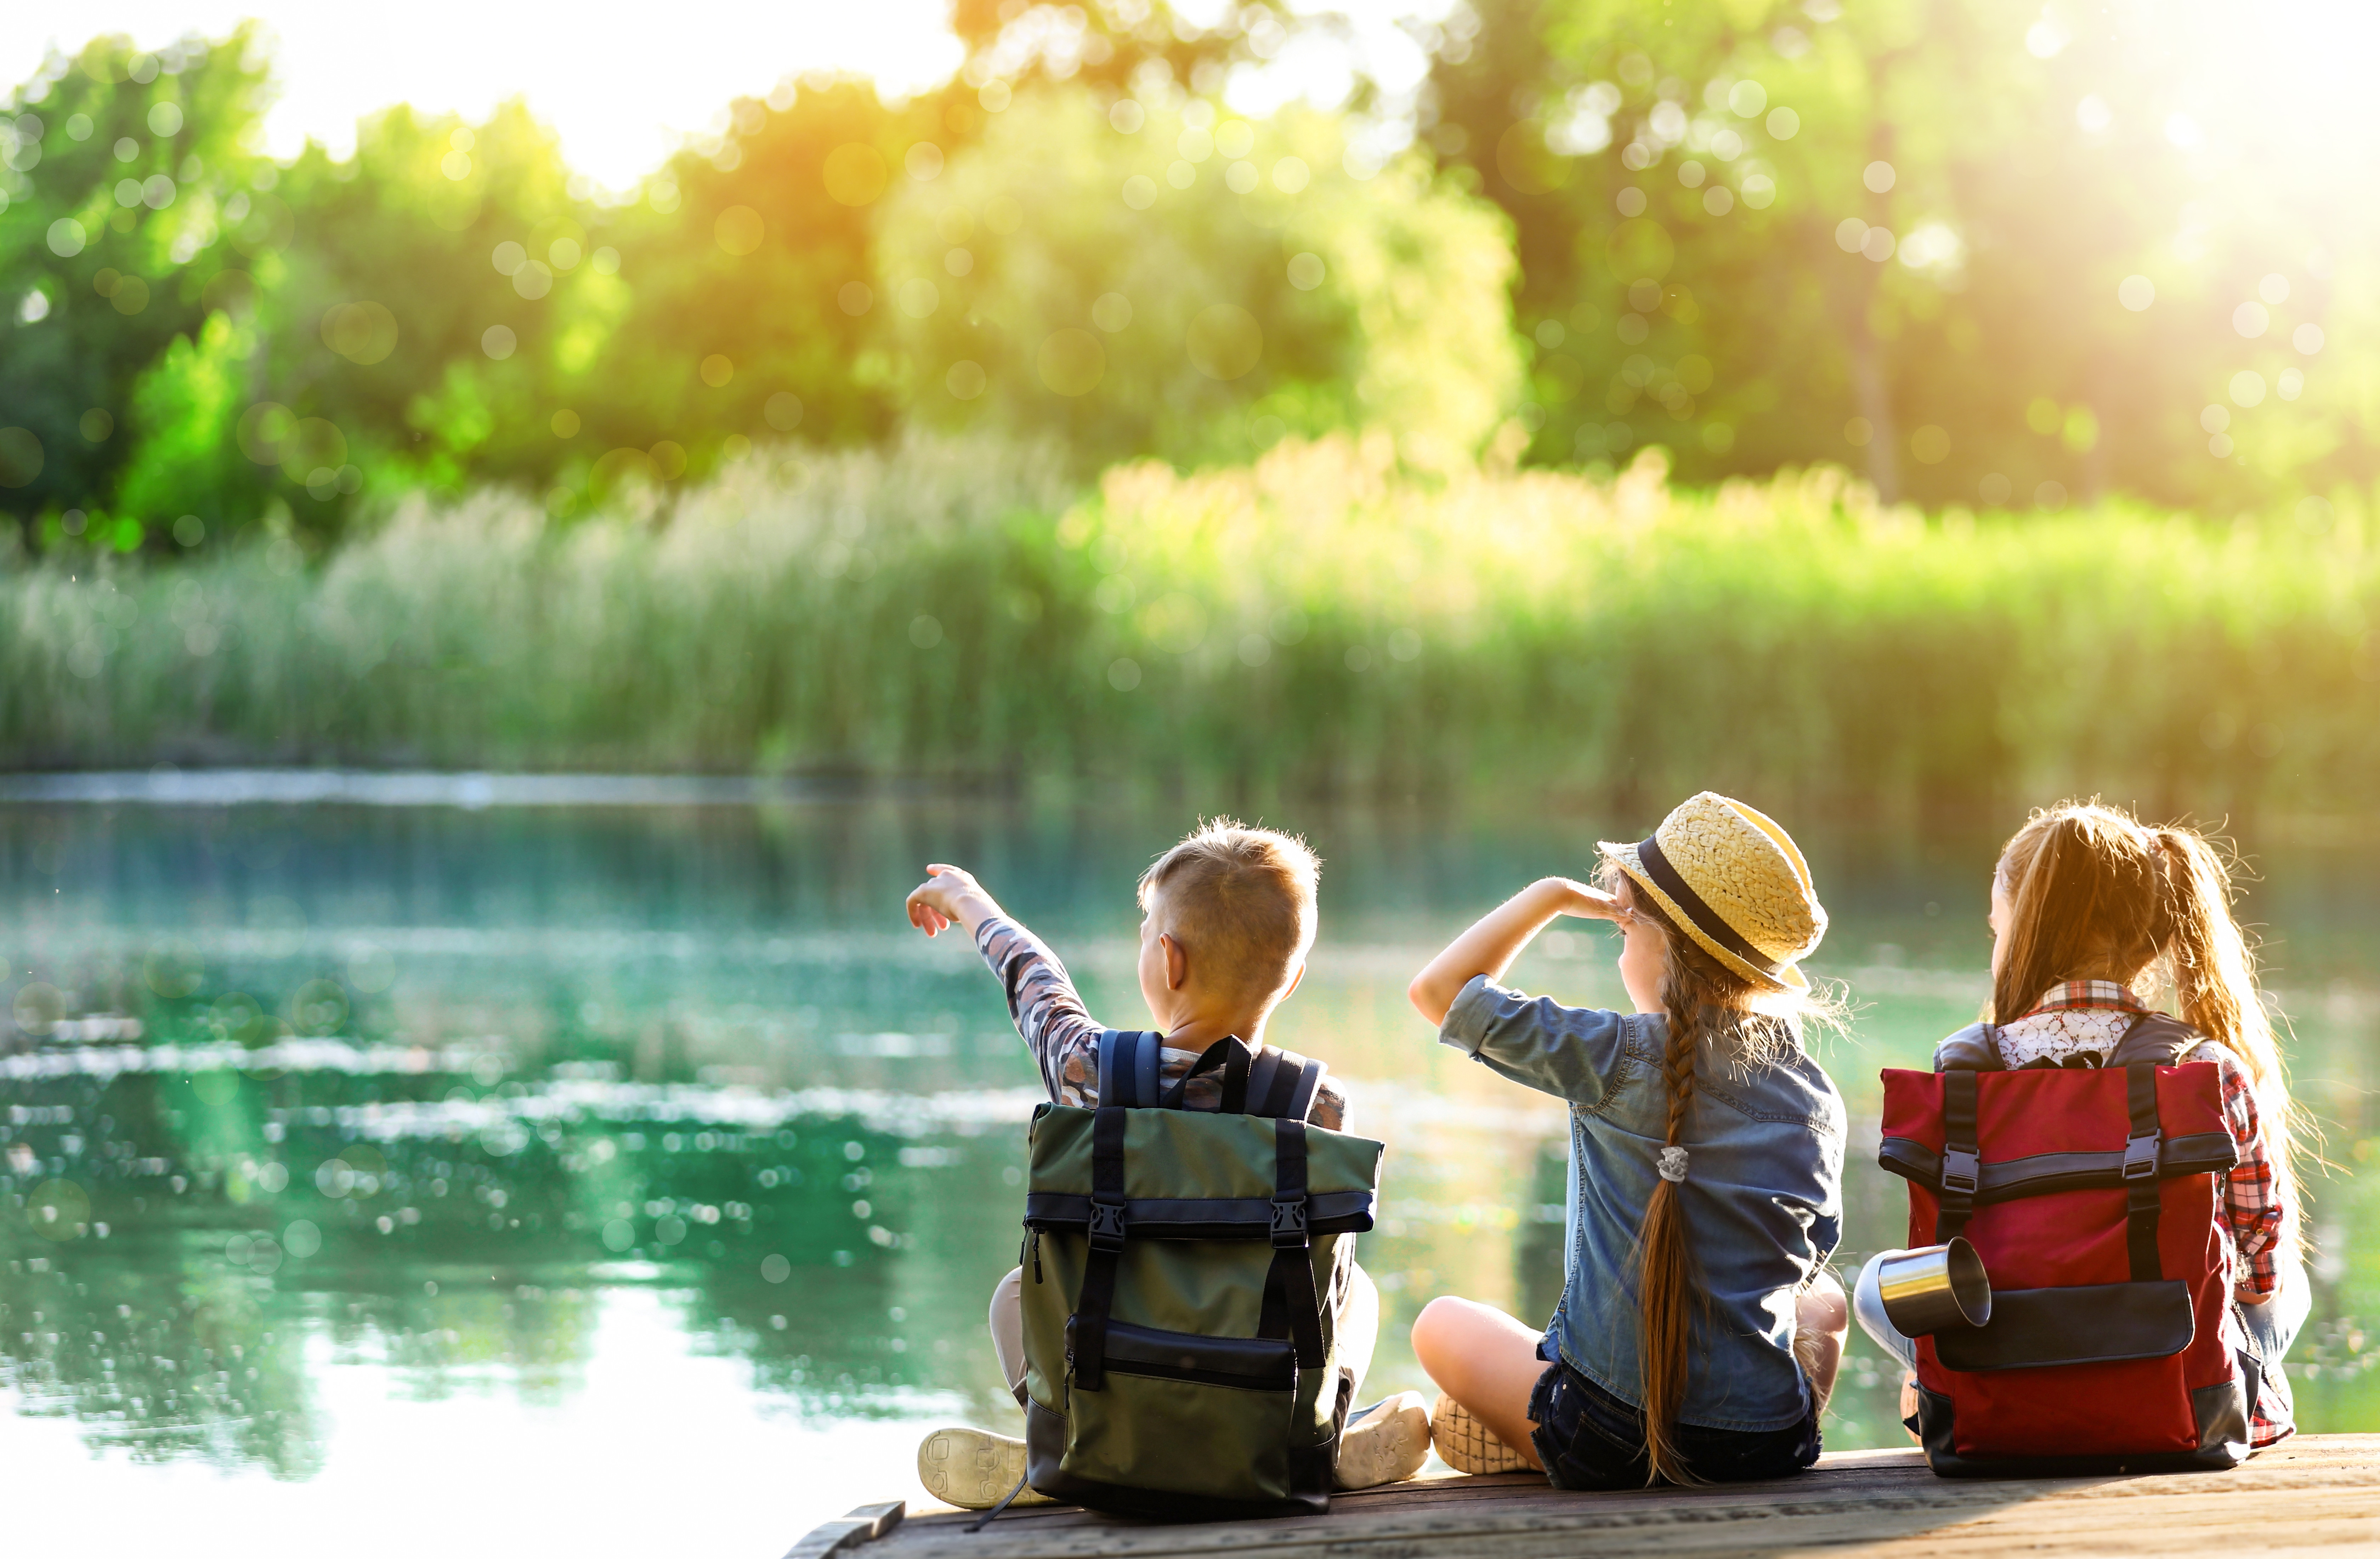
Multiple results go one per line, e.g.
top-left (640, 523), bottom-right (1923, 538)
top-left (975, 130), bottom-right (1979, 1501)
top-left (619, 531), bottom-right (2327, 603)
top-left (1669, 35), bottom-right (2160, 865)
top-left (1335, 1390), bottom-right (1433, 1489)
top-left (916, 1426), bottom-right (1057, 1511)
top-left (1429, 1392), bottom-right (1535, 1475)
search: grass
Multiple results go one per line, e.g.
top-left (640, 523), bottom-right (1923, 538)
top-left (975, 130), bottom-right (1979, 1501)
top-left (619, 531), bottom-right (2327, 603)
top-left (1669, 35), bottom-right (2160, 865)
top-left (3, 432), bottom-right (2376, 818)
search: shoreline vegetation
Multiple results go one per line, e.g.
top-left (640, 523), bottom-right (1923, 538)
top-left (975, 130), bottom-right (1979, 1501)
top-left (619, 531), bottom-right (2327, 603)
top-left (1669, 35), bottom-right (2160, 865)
top-left (3, 434), bottom-right (2376, 818)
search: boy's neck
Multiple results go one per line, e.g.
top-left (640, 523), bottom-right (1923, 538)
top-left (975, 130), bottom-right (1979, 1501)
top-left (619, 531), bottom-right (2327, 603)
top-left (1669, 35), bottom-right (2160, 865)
top-left (1159, 1007), bottom-right (1271, 1053)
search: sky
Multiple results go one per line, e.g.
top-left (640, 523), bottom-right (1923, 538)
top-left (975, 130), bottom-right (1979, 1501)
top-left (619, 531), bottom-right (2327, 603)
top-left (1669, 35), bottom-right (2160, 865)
top-left (1, 1), bottom-right (971, 187)
top-left (3, 3), bottom-right (1446, 188)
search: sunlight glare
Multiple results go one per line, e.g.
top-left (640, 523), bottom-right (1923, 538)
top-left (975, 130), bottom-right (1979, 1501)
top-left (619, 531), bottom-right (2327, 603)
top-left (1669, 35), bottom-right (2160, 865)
top-left (5, 1), bottom-right (967, 187)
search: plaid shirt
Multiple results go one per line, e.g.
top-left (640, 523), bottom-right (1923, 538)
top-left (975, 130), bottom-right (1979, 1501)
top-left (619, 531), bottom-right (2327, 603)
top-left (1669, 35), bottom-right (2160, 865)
top-left (972, 915), bottom-right (1347, 1132)
top-left (1995, 982), bottom-right (2291, 1447)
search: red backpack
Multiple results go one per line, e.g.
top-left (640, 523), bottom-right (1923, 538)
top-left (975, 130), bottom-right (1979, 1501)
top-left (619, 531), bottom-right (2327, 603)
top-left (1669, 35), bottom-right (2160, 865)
top-left (1878, 1014), bottom-right (2255, 1475)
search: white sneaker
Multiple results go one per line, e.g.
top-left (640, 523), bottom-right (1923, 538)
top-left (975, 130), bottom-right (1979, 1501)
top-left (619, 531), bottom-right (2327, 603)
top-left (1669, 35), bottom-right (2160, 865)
top-left (916, 1426), bottom-right (1057, 1511)
top-left (1334, 1390), bottom-right (1433, 1490)
top-left (1429, 1392), bottom-right (1535, 1475)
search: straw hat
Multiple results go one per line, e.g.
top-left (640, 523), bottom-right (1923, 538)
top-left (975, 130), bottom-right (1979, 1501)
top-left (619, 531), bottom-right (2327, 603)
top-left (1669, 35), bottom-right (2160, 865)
top-left (1599, 792), bottom-right (1826, 992)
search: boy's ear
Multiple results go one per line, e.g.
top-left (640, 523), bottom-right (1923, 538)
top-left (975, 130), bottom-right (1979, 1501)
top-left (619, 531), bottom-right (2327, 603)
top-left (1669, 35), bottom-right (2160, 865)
top-left (1161, 931), bottom-right (1189, 992)
top-left (1281, 961), bottom-right (1306, 1001)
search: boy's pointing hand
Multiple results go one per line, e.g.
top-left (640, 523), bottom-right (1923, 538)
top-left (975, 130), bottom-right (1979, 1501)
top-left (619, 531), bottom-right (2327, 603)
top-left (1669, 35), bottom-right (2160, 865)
top-left (906, 863), bottom-right (1001, 938)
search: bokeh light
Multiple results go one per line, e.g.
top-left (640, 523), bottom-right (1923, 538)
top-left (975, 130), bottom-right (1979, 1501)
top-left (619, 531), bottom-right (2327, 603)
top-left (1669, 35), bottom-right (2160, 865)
top-left (822, 142), bottom-right (889, 206)
top-left (1185, 305), bottom-right (1262, 380)
top-left (715, 205), bottom-right (764, 255)
top-left (1037, 328), bottom-right (1105, 395)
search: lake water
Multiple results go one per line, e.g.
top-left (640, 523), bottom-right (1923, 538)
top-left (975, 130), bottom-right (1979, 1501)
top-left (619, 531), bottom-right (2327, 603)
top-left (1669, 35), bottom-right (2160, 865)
top-left (2, 785), bottom-right (2374, 1555)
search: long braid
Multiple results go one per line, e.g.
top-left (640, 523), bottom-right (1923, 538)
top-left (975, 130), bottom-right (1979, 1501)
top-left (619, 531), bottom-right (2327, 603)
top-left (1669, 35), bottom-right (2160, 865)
top-left (1635, 967), bottom-right (1704, 1486)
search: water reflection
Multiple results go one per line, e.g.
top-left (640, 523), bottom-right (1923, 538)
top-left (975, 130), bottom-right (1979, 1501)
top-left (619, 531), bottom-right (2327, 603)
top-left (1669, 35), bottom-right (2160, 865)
top-left (1, 1045), bottom-right (1041, 1468)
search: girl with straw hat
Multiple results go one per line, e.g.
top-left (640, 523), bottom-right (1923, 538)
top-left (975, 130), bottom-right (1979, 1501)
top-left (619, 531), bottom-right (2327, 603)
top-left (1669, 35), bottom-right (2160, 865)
top-left (1405, 792), bottom-right (1849, 1487)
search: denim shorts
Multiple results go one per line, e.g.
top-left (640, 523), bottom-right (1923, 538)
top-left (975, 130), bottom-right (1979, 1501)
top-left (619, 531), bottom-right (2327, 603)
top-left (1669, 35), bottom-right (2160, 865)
top-left (1526, 1340), bottom-right (1821, 1490)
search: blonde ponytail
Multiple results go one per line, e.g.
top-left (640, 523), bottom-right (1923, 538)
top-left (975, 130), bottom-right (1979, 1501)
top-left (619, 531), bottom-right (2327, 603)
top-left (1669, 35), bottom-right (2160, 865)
top-left (2153, 827), bottom-right (2305, 1269)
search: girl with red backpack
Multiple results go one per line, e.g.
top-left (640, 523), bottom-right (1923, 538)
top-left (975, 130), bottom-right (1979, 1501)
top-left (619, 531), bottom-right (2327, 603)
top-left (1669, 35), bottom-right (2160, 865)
top-left (1854, 802), bottom-right (2308, 1469)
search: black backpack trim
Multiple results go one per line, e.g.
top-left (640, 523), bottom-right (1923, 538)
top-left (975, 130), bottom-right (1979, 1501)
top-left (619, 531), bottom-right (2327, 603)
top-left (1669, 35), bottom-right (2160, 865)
top-left (1023, 1189), bottom-right (1376, 1238)
top-left (1877, 1132), bottom-right (2236, 1202)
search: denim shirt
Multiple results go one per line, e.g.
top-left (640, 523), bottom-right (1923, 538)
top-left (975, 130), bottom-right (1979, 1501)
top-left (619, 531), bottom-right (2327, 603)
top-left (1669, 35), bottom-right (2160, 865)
top-left (1441, 974), bottom-right (1846, 1432)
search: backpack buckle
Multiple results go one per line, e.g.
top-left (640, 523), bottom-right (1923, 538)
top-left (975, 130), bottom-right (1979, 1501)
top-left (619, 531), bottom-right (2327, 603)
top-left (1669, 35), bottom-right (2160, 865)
top-left (2123, 1133), bottom-right (2161, 1181)
top-left (1939, 1149), bottom-right (1980, 1197)
top-left (1270, 1195), bottom-right (1309, 1247)
top-left (1087, 1199), bottom-right (1128, 1249)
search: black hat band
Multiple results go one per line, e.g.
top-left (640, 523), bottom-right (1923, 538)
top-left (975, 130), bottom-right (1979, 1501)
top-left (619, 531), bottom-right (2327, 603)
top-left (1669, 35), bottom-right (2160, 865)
top-left (1634, 835), bottom-right (1786, 979)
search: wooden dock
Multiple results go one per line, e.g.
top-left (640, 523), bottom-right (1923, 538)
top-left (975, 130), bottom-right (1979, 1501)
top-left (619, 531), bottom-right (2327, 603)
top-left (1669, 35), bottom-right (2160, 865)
top-left (787, 1436), bottom-right (2380, 1558)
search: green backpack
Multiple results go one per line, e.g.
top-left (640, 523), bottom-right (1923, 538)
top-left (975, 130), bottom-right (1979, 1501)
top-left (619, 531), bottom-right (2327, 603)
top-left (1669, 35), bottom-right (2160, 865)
top-left (1014, 1031), bottom-right (1384, 1520)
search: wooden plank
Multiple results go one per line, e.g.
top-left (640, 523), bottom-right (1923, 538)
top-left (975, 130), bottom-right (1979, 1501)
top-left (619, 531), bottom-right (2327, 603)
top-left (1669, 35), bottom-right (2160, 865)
top-left (783, 1500), bottom-right (908, 1559)
top-left (816, 1436), bottom-right (2380, 1559)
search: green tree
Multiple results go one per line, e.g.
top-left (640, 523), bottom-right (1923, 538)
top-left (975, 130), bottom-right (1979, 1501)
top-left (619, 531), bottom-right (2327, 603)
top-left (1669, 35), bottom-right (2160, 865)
top-left (0, 31), bottom-right (273, 540)
top-left (875, 86), bottom-right (1519, 468)
top-left (1428, 0), bottom-right (2374, 506)
top-left (586, 78), bottom-right (925, 481)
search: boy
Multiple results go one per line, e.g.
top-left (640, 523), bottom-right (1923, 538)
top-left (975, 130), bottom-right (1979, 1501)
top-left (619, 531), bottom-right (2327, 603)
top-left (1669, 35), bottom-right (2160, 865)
top-left (902, 819), bottom-right (1430, 1509)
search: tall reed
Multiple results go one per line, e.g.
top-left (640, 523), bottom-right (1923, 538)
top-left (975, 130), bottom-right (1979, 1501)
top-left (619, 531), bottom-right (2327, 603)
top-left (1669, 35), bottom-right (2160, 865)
top-left (3, 433), bottom-right (2375, 817)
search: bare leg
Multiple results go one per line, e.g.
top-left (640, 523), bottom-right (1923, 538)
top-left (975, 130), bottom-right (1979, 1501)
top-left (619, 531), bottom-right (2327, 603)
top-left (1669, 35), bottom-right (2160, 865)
top-left (987, 1265), bottom-right (1026, 1399)
top-left (1795, 1271), bottom-right (1849, 1412)
top-left (1338, 1261), bottom-right (1379, 1401)
top-left (1409, 1296), bottom-right (1547, 1470)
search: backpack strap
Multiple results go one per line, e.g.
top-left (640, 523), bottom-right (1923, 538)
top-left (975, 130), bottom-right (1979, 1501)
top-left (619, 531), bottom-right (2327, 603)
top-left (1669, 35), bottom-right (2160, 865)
top-left (1285, 1054), bottom-right (1327, 1123)
top-left (1097, 1030), bottom-right (1123, 1107)
top-left (1097, 1030), bottom-right (1167, 1109)
top-left (1159, 1036), bottom-right (1253, 1113)
top-left (1934, 1022), bottom-right (2006, 1073)
top-left (1136, 1031), bottom-right (1161, 1108)
top-left (1070, 1104), bottom-right (1131, 1390)
top-left (1246, 1047), bottom-right (1283, 1114)
top-left (1252, 1046), bottom-right (1328, 1122)
top-left (2108, 1011), bottom-right (2204, 1068)
top-left (1256, 1115), bottom-right (1327, 1367)
top-left (1933, 1069), bottom-right (1981, 1244)
top-left (2122, 1051), bottom-right (2166, 1282)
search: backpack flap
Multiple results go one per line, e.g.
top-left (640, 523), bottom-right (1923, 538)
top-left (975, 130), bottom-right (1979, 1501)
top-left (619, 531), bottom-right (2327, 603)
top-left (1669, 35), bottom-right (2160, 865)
top-left (1024, 1109), bottom-right (1384, 1239)
top-left (1878, 1064), bottom-right (2237, 1228)
top-left (1933, 1280), bottom-right (2196, 1371)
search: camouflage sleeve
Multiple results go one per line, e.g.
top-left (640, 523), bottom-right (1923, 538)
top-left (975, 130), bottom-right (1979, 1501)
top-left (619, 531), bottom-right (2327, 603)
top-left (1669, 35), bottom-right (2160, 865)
top-left (1309, 1075), bottom-right (1349, 1133)
top-left (973, 914), bottom-right (1104, 1107)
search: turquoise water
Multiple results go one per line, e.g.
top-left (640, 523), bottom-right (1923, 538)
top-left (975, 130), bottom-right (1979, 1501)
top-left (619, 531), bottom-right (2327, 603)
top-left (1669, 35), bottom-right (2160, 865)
top-left (1, 790), bottom-right (2374, 1554)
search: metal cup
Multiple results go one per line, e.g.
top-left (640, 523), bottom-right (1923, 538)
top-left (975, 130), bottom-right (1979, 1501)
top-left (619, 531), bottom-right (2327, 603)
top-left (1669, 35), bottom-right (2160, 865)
top-left (1875, 1237), bottom-right (1992, 1336)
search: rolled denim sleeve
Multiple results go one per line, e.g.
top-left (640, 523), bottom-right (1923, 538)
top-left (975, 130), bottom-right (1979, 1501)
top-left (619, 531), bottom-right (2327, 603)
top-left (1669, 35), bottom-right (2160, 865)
top-left (1438, 974), bottom-right (1633, 1107)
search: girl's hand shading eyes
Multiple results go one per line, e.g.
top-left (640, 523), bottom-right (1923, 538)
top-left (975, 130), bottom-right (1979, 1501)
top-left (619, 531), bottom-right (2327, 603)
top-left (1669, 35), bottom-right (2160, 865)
top-left (1549, 880), bottom-right (1632, 923)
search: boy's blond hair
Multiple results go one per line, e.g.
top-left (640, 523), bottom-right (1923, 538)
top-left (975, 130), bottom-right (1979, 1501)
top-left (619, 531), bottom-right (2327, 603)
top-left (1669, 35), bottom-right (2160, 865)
top-left (1137, 819), bottom-right (1320, 1001)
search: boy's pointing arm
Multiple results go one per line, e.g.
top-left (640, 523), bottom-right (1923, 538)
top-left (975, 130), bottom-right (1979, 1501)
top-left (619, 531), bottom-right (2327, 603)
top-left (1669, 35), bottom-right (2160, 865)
top-left (906, 864), bottom-right (1103, 1108)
